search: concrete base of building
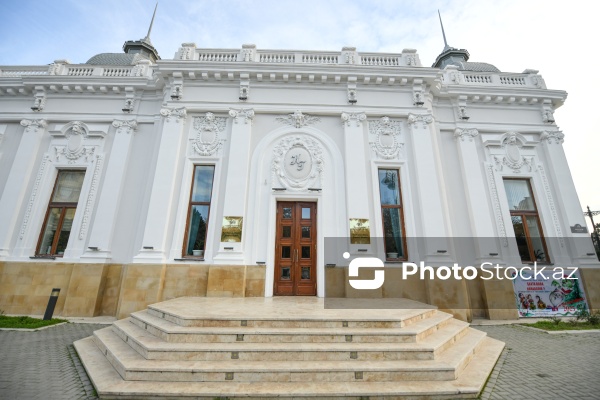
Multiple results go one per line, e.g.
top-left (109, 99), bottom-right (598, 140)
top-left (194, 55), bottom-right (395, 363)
top-left (2, 261), bottom-right (598, 321)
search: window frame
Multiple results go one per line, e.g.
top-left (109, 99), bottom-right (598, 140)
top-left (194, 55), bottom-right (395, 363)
top-left (181, 164), bottom-right (215, 259)
top-left (378, 168), bottom-right (408, 261)
top-left (35, 169), bottom-right (85, 257)
top-left (503, 178), bottom-right (550, 264)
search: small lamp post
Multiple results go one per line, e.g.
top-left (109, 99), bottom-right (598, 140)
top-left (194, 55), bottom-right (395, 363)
top-left (43, 288), bottom-right (61, 320)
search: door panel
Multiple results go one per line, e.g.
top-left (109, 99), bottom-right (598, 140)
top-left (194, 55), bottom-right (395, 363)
top-left (274, 202), bottom-right (317, 296)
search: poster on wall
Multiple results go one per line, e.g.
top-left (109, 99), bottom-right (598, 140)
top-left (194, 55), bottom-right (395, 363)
top-left (512, 268), bottom-right (588, 317)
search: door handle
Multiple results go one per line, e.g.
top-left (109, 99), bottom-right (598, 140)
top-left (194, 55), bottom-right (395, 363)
top-left (294, 248), bottom-right (298, 263)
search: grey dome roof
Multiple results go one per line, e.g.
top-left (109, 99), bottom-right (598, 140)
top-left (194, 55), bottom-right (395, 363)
top-left (458, 61), bottom-right (500, 73)
top-left (86, 53), bottom-right (146, 65)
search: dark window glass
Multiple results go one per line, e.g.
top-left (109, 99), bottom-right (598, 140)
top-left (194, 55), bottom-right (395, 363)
top-left (37, 170), bottom-right (85, 256)
top-left (378, 169), bottom-right (406, 260)
top-left (301, 267), bottom-right (310, 280)
top-left (184, 166), bottom-right (215, 257)
top-left (504, 179), bottom-right (549, 263)
top-left (283, 207), bottom-right (292, 219)
top-left (301, 246), bottom-right (310, 259)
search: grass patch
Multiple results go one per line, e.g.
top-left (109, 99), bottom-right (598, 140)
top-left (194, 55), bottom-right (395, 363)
top-left (0, 315), bottom-right (68, 329)
top-left (522, 320), bottom-right (600, 331)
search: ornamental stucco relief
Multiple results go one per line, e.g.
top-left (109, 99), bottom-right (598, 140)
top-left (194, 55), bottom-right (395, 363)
top-left (540, 130), bottom-right (564, 145)
top-left (368, 116), bottom-right (403, 159)
top-left (272, 135), bottom-right (323, 191)
top-left (493, 132), bottom-right (533, 173)
top-left (276, 110), bottom-right (320, 129)
top-left (54, 121), bottom-right (97, 164)
top-left (191, 112), bottom-right (227, 156)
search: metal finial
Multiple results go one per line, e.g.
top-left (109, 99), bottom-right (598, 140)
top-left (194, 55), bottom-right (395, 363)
top-left (438, 10), bottom-right (449, 50)
top-left (144, 2), bottom-right (158, 43)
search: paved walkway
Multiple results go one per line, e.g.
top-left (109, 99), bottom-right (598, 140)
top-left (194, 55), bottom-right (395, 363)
top-left (0, 323), bottom-right (104, 399)
top-left (0, 322), bottom-right (599, 399)
top-left (478, 325), bottom-right (600, 399)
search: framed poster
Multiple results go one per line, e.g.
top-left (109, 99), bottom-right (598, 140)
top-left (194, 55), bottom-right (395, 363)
top-left (512, 268), bottom-right (588, 317)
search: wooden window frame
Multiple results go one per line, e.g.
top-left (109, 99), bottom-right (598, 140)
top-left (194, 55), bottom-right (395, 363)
top-left (181, 165), bottom-right (215, 259)
top-left (504, 178), bottom-right (550, 264)
top-left (35, 169), bottom-right (84, 257)
top-left (378, 168), bottom-right (408, 261)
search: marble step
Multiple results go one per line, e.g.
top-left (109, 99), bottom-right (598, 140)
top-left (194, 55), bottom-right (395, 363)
top-left (92, 325), bottom-right (487, 383)
top-left (147, 297), bottom-right (437, 329)
top-left (130, 309), bottom-right (453, 344)
top-left (75, 334), bottom-right (505, 399)
top-left (107, 318), bottom-right (470, 362)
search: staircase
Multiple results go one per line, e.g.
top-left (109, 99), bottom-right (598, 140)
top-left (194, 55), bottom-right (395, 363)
top-left (75, 297), bottom-right (504, 399)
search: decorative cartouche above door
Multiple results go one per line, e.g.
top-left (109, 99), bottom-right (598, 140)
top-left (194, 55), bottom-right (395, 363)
top-left (272, 135), bottom-right (323, 191)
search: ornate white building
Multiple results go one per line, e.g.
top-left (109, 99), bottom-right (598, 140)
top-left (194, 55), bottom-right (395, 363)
top-left (0, 24), bottom-right (598, 321)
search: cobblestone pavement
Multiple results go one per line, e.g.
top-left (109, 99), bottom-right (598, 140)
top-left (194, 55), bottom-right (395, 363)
top-left (1, 323), bottom-right (599, 399)
top-left (0, 323), bottom-right (103, 399)
top-left (478, 325), bottom-right (600, 400)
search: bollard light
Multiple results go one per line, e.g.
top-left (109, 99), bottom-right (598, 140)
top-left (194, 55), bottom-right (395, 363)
top-left (43, 288), bottom-right (61, 320)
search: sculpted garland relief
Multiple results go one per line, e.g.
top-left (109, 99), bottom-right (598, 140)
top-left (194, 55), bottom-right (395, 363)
top-left (54, 121), bottom-right (96, 164)
top-left (369, 117), bottom-right (403, 159)
top-left (493, 132), bottom-right (533, 173)
top-left (272, 135), bottom-right (323, 191)
top-left (191, 112), bottom-right (227, 156)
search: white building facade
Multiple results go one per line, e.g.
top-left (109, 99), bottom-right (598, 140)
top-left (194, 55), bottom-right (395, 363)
top-left (0, 39), bottom-right (598, 320)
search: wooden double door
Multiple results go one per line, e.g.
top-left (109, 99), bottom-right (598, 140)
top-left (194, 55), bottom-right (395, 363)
top-left (274, 202), bottom-right (317, 296)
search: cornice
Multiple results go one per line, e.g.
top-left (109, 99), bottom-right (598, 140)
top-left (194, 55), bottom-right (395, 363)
top-left (434, 85), bottom-right (567, 107)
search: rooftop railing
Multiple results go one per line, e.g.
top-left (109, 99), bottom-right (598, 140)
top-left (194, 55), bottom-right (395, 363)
top-left (443, 67), bottom-right (546, 89)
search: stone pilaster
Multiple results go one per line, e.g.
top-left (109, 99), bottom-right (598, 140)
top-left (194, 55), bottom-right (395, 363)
top-left (213, 108), bottom-right (255, 263)
top-left (0, 119), bottom-right (47, 257)
top-left (134, 108), bottom-right (187, 262)
top-left (407, 113), bottom-right (451, 261)
top-left (540, 130), bottom-right (595, 263)
top-left (454, 128), bottom-right (498, 260)
top-left (82, 120), bottom-right (138, 261)
top-left (341, 112), bottom-right (371, 246)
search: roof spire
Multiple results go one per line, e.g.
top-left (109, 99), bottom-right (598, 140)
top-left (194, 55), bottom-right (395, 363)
top-left (143, 2), bottom-right (158, 44)
top-left (438, 10), bottom-right (450, 51)
top-left (122, 2), bottom-right (160, 63)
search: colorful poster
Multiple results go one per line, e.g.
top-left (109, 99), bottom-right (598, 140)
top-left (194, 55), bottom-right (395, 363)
top-left (512, 269), bottom-right (588, 317)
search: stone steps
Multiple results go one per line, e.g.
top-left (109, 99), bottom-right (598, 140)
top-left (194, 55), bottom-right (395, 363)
top-left (74, 297), bottom-right (505, 399)
top-left (75, 336), bottom-right (505, 399)
top-left (130, 309), bottom-right (454, 343)
top-left (146, 297), bottom-right (438, 329)
top-left (93, 324), bottom-right (487, 382)
top-left (108, 317), bottom-right (469, 361)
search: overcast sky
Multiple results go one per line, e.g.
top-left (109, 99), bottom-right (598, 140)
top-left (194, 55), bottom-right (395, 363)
top-left (1, 0), bottom-right (599, 226)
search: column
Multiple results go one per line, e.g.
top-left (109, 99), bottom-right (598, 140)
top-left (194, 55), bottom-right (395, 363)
top-left (0, 119), bottom-right (47, 257)
top-left (213, 108), bottom-right (254, 263)
top-left (133, 107), bottom-right (186, 262)
top-left (340, 112), bottom-right (373, 251)
top-left (407, 113), bottom-right (451, 260)
top-left (341, 112), bottom-right (370, 218)
top-left (81, 120), bottom-right (137, 261)
top-left (454, 128), bottom-right (498, 261)
top-left (540, 130), bottom-right (596, 262)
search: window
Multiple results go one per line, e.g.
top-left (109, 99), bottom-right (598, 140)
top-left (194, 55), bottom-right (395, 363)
top-left (182, 165), bottom-right (215, 258)
top-left (503, 179), bottom-right (549, 263)
top-left (378, 169), bottom-right (407, 260)
top-left (36, 170), bottom-right (85, 256)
